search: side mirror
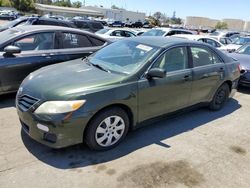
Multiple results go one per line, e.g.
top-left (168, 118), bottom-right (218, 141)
top-left (145, 68), bottom-right (166, 79)
top-left (4, 45), bottom-right (21, 57)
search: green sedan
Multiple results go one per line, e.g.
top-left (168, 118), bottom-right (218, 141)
top-left (16, 37), bottom-right (240, 150)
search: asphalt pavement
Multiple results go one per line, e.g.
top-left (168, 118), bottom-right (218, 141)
top-left (0, 88), bottom-right (250, 188)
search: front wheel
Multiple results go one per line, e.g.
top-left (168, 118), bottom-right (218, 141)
top-left (84, 107), bottom-right (129, 150)
top-left (209, 83), bottom-right (230, 111)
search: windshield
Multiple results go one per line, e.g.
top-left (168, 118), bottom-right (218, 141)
top-left (0, 18), bottom-right (26, 28)
top-left (232, 37), bottom-right (250, 45)
top-left (142, 29), bottom-right (166, 36)
top-left (236, 44), bottom-right (250, 55)
top-left (96, 28), bottom-right (110, 34)
top-left (88, 40), bottom-right (160, 74)
top-left (0, 28), bottom-right (23, 44)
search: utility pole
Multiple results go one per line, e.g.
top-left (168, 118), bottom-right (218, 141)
top-left (83, 0), bottom-right (85, 6)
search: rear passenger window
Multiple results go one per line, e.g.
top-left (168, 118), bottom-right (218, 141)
top-left (89, 37), bottom-right (105, 46)
top-left (166, 30), bottom-right (175, 36)
top-left (61, 33), bottom-right (92, 48)
top-left (153, 47), bottom-right (188, 72)
top-left (191, 47), bottom-right (222, 67)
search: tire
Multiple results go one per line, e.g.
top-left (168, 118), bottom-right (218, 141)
top-left (209, 83), bottom-right (230, 111)
top-left (84, 107), bottom-right (129, 151)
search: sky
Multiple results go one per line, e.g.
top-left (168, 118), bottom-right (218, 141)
top-left (80, 0), bottom-right (250, 21)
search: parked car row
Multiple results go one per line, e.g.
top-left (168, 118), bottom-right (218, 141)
top-left (0, 22), bottom-right (247, 151)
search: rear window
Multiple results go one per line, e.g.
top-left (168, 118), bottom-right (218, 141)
top-left (142, 29), bottom-right (166, 36)
top-left (74, 21), bottom-right (89, 29)
top-left (89, 37), bottom-right (105, 46)
top-left (61, 32), bottom-right (92, 48)
top-left (89, 22), bottom-right (103, 29)
top-left (96, 28), bottom-right (110, 34)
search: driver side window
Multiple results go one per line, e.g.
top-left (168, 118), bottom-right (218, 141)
top-left (153, 47), bottom-right (188, 72)
top-left (12, 32), bottom-right (55, 51)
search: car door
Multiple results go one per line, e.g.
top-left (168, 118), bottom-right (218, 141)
top-left (0, 32), bottom-right (58, 93)
top-left (138, 46), bottom-right (193, 122)
top-left (57, 32), bottom-right (103, 61)
top-left (189, 45), bottom-right (226, 105)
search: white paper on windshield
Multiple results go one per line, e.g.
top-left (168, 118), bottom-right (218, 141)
top-left (136, 44), bottom-right (152, 52)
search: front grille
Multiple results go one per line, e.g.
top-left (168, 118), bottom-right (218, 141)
top-left (18, 95), bottom-right (39, 111)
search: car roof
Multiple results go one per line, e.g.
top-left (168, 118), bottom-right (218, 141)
top-left (8, 25), bottom-right (91, 33)
top-left (152, 27), bottom-right (193, 32)
top-left (174, 34), bottom-right (221, 41)
top-left (0, 25), bottom-right (108, 43)
top-left (123, 36), bottom-right (201, 48)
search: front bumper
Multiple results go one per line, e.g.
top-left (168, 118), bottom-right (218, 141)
top-left (17, 106), bottom-right (92, 148)
top-left (229, 79), bottom-right (239, 98)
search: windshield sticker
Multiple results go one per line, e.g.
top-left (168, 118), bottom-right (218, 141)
top-left (136, 44), bottom-right (152, 52)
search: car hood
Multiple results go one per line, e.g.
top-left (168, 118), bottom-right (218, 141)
top-left (20, 59), bottom-right (126, 100)
top-left (229, 53), bottom-right (250, 70)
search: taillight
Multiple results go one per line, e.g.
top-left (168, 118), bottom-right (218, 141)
top-left (237, 64), bottom-right (241, 73)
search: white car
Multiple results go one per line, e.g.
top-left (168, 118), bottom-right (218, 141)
top-left (219, 36), bottom-right (250, 52)
top-left (95, 28), bottom-right (136, 42)
top-left (173, 34), bottom-right (225, 49)
top-left (141, 27), bottom-right (196, 37)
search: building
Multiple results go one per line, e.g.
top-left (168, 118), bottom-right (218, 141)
top-left (185, 16), bottom-right (219, 29)
top-left (222, 19), bottom-right (245, 31)
top-left (35, 3), bottom-right (103, 18)
top-left (85, 6), bottom-right (146, 22)
top-left (185, 16), bottom-right (250, 32)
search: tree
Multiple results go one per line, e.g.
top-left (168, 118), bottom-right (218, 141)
top-left (170, 17), bottom-right (182, 24)
top-left (0, 0), bottom-right (12, 7)
top-left (148, 16), bottom-right (159, 26)
top-left (215, 21), bottom-right (228, 29)
top-left (111, 5), bottom-right (119, 9)
top-left (19, 0), bottom-right (35, 11)
top-left (36, 0), bottom-right (52, 4)
top-left (72, 1), bottom-right (82, 8)
top-left (152, 12), bottom-right (167, 26)
top-left (10, 0), bottom-right (35, 12)
top-left (153, 11), bottom-right (162, 20)
top-left (52, 0), bottom-right (71, 7)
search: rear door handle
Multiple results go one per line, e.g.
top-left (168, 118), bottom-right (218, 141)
top-left (202, 74), bottom-right (209, 78)
top-left (41, 54), bottom-right (51, 58)
top-left (183, 75), bottom-right (190, 81)
top-left (219, 67), bottom-right (224, 72)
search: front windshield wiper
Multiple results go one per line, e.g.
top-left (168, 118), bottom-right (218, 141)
top-left (82, 57), bottom-right (110, 73)
top-left (91, 63), bottom-right (110, 73)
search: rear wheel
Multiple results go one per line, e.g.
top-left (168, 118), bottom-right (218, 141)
top-left (84, 107), bottom-right (129, 150)
top-left (209, 83), bottom-right (230, 111)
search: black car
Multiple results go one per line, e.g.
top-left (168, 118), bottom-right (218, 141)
top-left (0, 12), bottom-right (18, 20)
top-left (132, 21), bottom-right (143, 28)
top-left (0, 25), bottom-right (109, 95)
top-left (108, 21), bottom-right (124, 27)
top-left (229, 43), bottom-right (250, 87)
top-left (0, 16), bottom-right (76, 32)
top-left (27, 17), bottom-right (76, 28)
top-left (71, 20), bottom-right (104, 33)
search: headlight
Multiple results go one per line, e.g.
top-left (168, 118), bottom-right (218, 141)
top-left (34, 100), bottom-right (86, 114)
